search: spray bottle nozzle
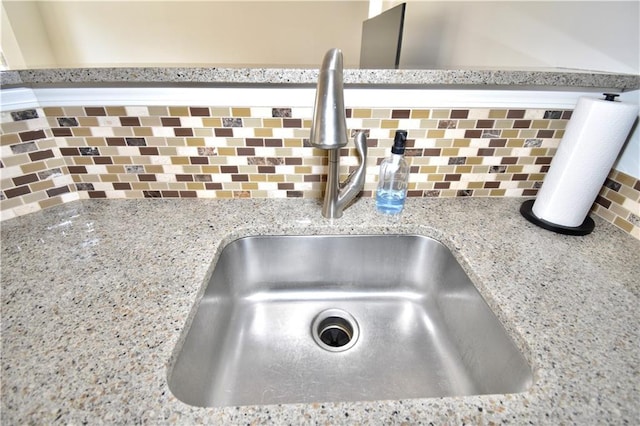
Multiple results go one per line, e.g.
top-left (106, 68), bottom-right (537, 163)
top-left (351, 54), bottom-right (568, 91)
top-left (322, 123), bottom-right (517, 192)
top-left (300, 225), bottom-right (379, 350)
top-left (391, 130), bottom-right (408, 154)
top-left (603, 93), bottom-right (620, 101)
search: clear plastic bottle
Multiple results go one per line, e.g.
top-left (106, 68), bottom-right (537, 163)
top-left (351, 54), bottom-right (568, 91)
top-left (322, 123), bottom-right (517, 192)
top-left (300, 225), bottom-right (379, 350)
top-left (376, 130), bottom-right (409, 215)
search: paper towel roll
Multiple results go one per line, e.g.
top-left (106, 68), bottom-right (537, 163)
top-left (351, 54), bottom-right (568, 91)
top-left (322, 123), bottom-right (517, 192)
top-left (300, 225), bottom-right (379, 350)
top-left (532, 96), bottom-right (638, 228)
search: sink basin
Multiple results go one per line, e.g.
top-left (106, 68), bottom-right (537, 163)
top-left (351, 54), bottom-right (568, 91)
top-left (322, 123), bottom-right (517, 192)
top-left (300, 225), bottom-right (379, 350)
top-left (169, 235), bottom-right (532, 407)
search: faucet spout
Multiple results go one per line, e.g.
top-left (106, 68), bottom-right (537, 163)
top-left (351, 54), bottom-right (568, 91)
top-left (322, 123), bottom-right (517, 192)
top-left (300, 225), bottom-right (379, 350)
top-left (310, 48), bottom-right (349, 150)
top-left (310, 48), bottom-right (368, 219)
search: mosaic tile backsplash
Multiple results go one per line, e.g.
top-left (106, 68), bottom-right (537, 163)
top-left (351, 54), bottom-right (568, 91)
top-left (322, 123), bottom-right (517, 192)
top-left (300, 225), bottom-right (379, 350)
top-left (1, 104), bottom-right (638, 239)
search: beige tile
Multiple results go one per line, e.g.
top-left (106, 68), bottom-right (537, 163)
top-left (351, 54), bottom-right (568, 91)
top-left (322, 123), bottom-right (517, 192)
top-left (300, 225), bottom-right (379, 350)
top-left (411, 109), bottom-right (430, 119)
top-left (371, 109), bottom-right (391, 119)
top-left (614, 216), bottom-right (634, 233)
top-left (169, 107), bottom-right (189, 117)
top-left (21, 161), bottom-right (48, 173)
top-left (352, 109), bottom-right (372, 118)
top-left (231, 108), bottom-right (251, 117)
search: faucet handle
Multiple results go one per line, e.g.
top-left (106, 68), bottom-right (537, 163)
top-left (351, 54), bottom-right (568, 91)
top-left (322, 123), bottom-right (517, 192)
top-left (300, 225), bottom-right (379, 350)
top-left (337, 131), bottom-right (368, 207)
top-left (352, 131), bottom-right (368, 160)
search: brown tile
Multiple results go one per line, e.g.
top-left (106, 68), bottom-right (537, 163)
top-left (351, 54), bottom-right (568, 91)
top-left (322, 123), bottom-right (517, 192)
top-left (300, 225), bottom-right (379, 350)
top-left (205, 183), bottom-right (223, 190)
top-left (535, 157), bottom-right (552, 165)
top-left (304, 175), bottom-right (321, 182)
top-left (507, 110), bottom-right (525, 118)
top-left (237, 148), bottom-right (255, 156)
top-left (391, 109), bottom-right (411, 119)
top-left (484, 181), bottom-right (501, 189)
top-left (501, 157), bottom-right (518, 165)
top-left (512, 174), bottom-right (528, 181)
top-left (258, 166), bottom-right (276, 174)
top-left (444, 174), bottom-right (461, 181)
top-left (477, 148), bottom-right (495, 156)
top-left (5, 185), bottom-right (31, 198)
top-left (85, 107), bottom-right (106, 116)
top-left (19, 130), bottom-right (46, 142)
top-left (595, 195), bottom-right (612, 208)
top-left (113, 183), bottom-right (131, 190)
top-left (13, 173), bottom-right (39, 186)
top-left (423, 149), bottom-right (441, 156)
top-left (231, 174), bottom-right (249, 182)
top-left (265, 139), bottom-right (283, 147)
top-left (67, 166), bottom-right (87, 174)
top-left (522, 189), bottom-right (538, 196)
top-left (220, 166), bottom-right (238, 174)
top-left (190, 157), bottom-right (208, 165)
top-left (246, 138), bottom-right (264, 146)
top-left (137, 174), bottom-right (155, 182)
top-left (93, 157), bottom-right (113, 165)
top-left (514, 120), bottom-right (531, 129)
top-left (278, 183), bottom-right (295, 190)
top-left (161, 117), bottom-right (181, 127)
top-left (88, 191), bottom-right (107, 198)
top-left (46, 185), bottom-right (70, 197)
top-left (120, 117), bottom-right (141, 126)
top-left (175, 128), bottom-right (194, 137)
top-left (283, 119), bottom-right (302, 128)
top-left (214, 128), bottom-right (233, 137)
top-left (180, 191), bottom-right (198, 198)
top-left (106, 137), bottom-right (126, 146)
top-left (52, 128), bottom-right (73, 137)
top-left (476, 120), bottom-right (494, 128)
top-left (434, 182), bottom-right (450, 189)
top-left (450, 110), bottom-right (469, 119)
top-left (29, 150), bottom-right (55, 161)
top-left (190, 107), bottom-right (210, 117)
top-left (537, 130), bottom-right (555, 138)
top-left (139, 147), bottom-right (159, 155)
top-left (464, 130), bottom-right (482, 138)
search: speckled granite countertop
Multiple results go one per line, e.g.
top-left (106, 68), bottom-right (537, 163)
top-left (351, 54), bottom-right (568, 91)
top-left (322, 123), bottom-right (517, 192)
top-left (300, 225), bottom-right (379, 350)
top-left (1, 197), bottom-right (639, 424)
top-left (1, 67), bottom-right (639, 90)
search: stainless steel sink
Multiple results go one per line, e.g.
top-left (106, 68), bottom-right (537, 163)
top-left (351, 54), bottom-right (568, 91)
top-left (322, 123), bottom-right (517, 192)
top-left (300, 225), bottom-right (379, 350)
top-left (169, 235), bottom-right (532, 407)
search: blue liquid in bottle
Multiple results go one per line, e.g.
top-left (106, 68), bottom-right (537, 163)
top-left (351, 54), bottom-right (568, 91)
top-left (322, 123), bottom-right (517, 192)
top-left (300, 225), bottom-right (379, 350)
top-left (376, 188), bottom-right (406, 215)
top-left (376, 130), bottom-right (409, 216)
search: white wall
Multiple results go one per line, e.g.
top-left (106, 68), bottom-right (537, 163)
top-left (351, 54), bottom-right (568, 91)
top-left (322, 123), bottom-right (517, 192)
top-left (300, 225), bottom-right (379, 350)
top-left (398, 1), bottom-right (639, 74)
top-left (617, 90), bottom-right (640, 178)
top-left (2, 1), bottom-right (368, 68)
top-left (1, 1), bottom-right (56, 68)
top-left (389, 0), bottom-right (639, 178)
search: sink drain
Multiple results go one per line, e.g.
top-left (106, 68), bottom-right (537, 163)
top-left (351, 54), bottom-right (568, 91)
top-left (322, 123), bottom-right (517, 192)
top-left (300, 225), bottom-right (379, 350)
top-left (311, 309), bottom-right (359, 352)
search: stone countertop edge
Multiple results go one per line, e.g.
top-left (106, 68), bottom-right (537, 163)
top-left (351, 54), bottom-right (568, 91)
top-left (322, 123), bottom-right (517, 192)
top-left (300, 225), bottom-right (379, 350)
top-left (1, 197), bottom-right (639, 424)
top-left (1, 67), bottom-right (639, 90)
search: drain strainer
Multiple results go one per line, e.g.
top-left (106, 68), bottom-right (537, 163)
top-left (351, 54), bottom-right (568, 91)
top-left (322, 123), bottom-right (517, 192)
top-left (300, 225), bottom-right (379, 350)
top-left (311, 309), bottom-right (359, 352)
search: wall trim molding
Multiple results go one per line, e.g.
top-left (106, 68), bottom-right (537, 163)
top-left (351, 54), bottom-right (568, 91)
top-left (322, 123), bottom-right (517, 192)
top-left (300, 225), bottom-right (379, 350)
top-left (1, 86), bottom-right (605, 112)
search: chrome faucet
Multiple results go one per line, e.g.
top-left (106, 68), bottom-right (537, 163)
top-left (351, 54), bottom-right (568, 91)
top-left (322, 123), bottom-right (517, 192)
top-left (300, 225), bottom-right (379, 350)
top-left (309, 48), bottom-right (368, 219)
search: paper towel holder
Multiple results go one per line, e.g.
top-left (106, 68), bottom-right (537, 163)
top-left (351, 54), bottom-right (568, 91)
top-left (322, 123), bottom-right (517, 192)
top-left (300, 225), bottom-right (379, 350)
top-left (520, 199), bottom-right (595, 236)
